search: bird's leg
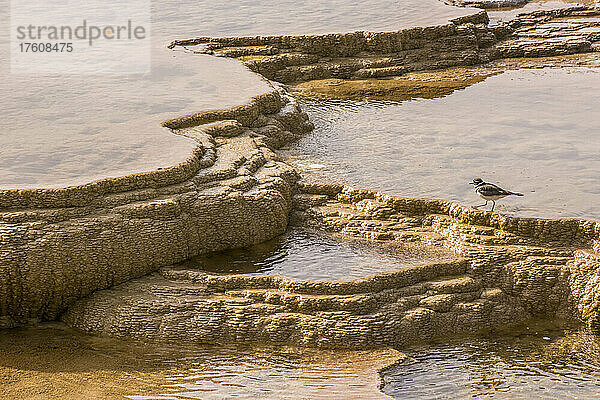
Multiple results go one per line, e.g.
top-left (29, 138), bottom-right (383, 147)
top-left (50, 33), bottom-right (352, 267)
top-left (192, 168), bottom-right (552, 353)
top-left (474, 201), bottom-right (488, 209)
top-left (491, 201), bottom-right (496, 212)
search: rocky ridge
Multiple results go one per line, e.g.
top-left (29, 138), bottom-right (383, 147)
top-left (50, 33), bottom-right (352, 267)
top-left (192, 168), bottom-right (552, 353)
top-left (169, 6), bottom-right (600, 89)
top-left (62, 182), bottom-right (600, 347)
top-left (0, 88), bottom-right (313, 326)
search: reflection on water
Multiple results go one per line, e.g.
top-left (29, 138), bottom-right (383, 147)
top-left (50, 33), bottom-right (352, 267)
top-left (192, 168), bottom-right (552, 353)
top-left (179, 228), bottom-right (451, 281)
top-left (285, 68), bottom-right (600, 220)
top-left (0, 323), bottom-right (395, 400)
top-left (382, 322), bottom-right (600, 399)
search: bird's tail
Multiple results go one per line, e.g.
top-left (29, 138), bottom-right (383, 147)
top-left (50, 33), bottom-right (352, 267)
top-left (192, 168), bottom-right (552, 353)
top-left (510, 192), bottom-right (524, 197)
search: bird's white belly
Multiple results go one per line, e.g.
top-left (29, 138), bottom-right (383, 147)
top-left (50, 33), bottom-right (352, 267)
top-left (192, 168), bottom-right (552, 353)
top-left (479, 194), bottom-right (507, 201)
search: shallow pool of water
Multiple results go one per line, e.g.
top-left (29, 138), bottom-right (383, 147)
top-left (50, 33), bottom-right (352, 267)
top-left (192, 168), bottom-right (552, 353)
top-left (382, 322), bottom-right (600, 399)
top-left (3, 322), bottom-right (600, 399)
top-left (285, 67), bottom-right (600, 220)
top-left (0, 323), bottom-right (395, 400)
top-left (179, 228), bottom-right (451, 281)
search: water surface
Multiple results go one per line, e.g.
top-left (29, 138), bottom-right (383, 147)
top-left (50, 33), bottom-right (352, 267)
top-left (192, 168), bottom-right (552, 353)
top-left (180, 228), bottom-right (452, 281)
top-left (285, 67), bottom-right (600, 220)
top-left (488, 0), bottom-right (597, 24)
top-left (383, 322), bottom-right (600, 399)
top-left (0, 323), bottom-right (395, 400)
top-left (0, 0), bottom-right (475, 189)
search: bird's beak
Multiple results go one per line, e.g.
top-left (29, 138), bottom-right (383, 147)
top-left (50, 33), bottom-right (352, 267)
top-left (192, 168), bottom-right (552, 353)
top-left (469, 182), bottom-right (474, 185)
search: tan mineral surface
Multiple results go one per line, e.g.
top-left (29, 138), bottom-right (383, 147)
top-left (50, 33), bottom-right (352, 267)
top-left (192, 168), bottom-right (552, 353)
top-left (0, 323), bottom-right (401, 400)
top-left (292, 68), bottom-right (501, 101)
top-left (63, 182), bottom-right (600, 347)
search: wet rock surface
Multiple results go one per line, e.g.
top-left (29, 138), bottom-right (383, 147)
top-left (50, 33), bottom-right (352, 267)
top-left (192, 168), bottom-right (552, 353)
top-left (170, 5), bottom-right (600, 97)
top-left (292, 67), bottom-right (501, 101)
top-left (495, 6), bottom-right (600, 57)
top-left (2, 3), bottom-right (600, 356)
top-left (292, 184), bottom-right (600, 331)
top-left (63, 257), bottom-right (524, 348)
top-left (0, 88), bottom-right (313, 325)
top-left (171, 12), bottom-right (497, 84)
top-left (447, 0), bottom-right (530, 8)
top-left (62, 182), bottom-right (600, 347)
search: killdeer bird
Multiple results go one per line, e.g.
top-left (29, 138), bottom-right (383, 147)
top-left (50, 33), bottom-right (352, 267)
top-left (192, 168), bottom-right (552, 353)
top-left (470, 178), bottom-right (523, 212)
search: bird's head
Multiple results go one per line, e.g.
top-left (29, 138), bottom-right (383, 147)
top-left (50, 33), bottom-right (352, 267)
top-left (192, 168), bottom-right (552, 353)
top-left (470, 178), bottom-right (484, 186)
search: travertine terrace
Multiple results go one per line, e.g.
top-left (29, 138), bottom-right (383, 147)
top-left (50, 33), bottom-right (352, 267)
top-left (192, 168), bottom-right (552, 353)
top-left (63, 183), bottom-right (600, 347)
top-left (2, 3), bottom-right (600, 349)
top-left (0, 89), bottom-right (313, 325)
top-left (171, 6), bottom-right (600, 86)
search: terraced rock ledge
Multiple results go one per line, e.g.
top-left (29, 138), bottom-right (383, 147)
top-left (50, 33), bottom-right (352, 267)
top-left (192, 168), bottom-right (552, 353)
top-left (170, 5), bottom-right (600, 100)
top-left (0, 87), bottom-right (313, 326)
top-left (62, 182), bottom-right (600, 348)
top-left (2, 4), bottom-right (600, 354)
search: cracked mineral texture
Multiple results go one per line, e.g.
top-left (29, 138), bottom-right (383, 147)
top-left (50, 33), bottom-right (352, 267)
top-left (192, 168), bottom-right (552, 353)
top-left (0, 88), bottom-right (313, 326)
top-left (62, 183), bottom-right (600, 347)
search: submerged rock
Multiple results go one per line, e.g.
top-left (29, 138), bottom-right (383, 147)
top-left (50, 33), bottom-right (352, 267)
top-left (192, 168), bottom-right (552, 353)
top-left (292, 67), bottom-right (501, 101)
top-left (2, 1), bottom-right (600, 352)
